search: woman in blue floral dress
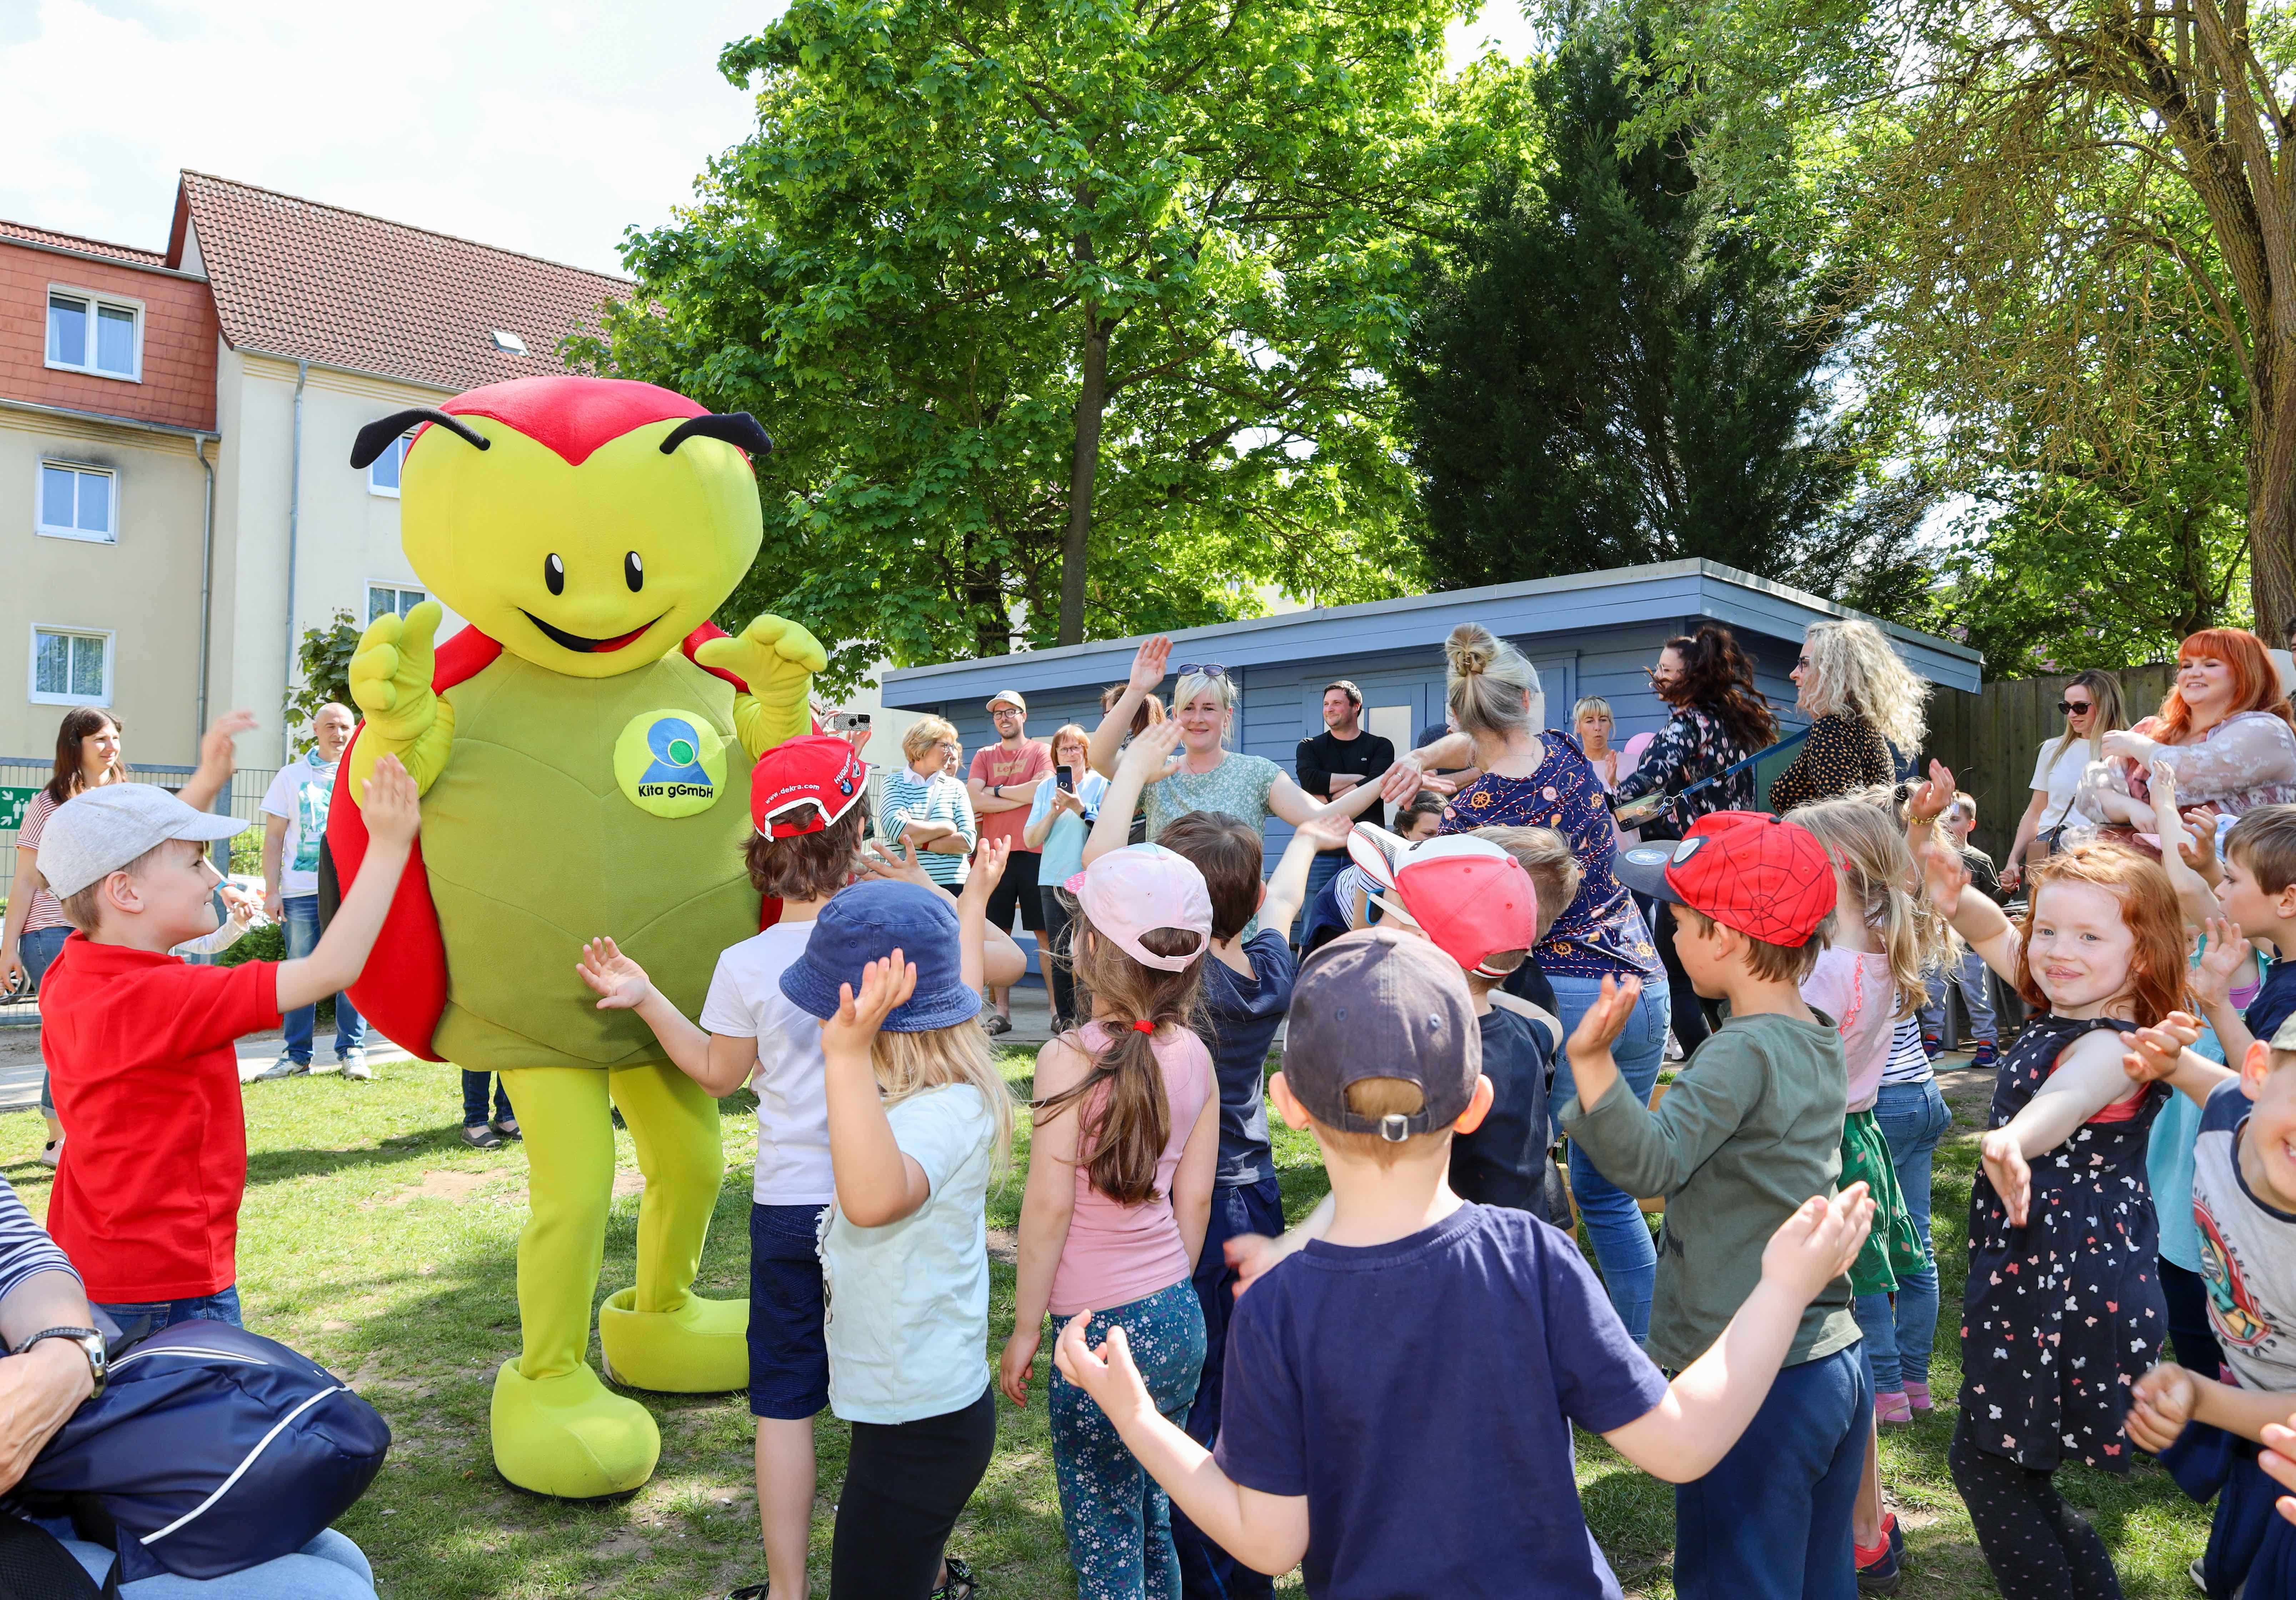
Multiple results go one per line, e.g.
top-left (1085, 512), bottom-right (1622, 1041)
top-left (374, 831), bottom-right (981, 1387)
top-left (1420, 622), bottom-right (1668, 1342)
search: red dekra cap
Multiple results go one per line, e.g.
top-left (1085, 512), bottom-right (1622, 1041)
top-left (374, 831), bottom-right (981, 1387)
top-left (1613, 810), bottom-right (1835, 948)
top-left (751, 735), bottom-right (868, 838)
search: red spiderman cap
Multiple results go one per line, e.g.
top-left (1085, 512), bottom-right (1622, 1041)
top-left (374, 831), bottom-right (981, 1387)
top-left (751, 736), bottom-right (869, 839)
top-left (1613, 810), bottom-right (1835, 948)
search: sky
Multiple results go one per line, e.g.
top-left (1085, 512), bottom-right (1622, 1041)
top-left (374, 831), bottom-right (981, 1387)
top-left (0, 0), bottom-right (1539, 278)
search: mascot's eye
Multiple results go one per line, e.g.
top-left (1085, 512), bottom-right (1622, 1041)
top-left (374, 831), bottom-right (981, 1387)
top-left (544, 553), bottom-right (565, 596)
top-left (624, 551), bottom-right (643, 592)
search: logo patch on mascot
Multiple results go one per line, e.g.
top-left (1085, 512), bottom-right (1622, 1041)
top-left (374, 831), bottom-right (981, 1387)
top-left (615, 710), bottom-right (727, 817)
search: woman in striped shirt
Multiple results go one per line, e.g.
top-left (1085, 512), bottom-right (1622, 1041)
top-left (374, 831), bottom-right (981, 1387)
top-left (878, 717), bottom-right (979, 888)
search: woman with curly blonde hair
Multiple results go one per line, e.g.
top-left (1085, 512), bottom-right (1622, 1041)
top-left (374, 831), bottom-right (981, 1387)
top-left (1768, 619), bottom-right (1929, 814)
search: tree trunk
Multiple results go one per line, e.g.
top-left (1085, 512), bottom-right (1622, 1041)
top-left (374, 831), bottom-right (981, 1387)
top-left (2249, 336), bottom-right (2296, 643)
top-left (1057, 316), bottom-right (1110, 648)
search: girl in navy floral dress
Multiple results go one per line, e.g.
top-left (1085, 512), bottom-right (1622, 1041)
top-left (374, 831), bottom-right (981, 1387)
top-left (1922, 813), bottom-right (2187, 1600)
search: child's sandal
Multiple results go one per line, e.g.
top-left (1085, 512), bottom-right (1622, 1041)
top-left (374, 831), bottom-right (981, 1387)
top-left (931, 1554), bottom-right (978, 1599)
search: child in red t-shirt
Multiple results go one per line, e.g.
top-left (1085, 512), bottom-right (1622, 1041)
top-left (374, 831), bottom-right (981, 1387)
top-left (36, 759), bottom-right (419, 1331)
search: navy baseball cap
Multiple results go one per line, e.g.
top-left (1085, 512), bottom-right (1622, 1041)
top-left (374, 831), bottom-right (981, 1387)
top-left (779, 879), bottom-right (984, 1032)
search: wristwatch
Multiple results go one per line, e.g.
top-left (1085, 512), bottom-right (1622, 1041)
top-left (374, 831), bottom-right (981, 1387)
top-left (21, 1327), bottom-right (106, 1398)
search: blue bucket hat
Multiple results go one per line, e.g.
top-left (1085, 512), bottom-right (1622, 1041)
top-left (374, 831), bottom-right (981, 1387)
top-left (778, 879), bottom-right (984, 1032)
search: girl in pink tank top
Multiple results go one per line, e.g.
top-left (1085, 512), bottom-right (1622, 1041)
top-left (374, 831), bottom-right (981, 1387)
top-left (999, 843), bottom-right (1222, 1598)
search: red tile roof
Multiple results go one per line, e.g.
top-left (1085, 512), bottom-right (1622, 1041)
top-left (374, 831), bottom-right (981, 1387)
top-left (0, 219), bottom-right (169, 268)
top-left (167, 171), bottom-right (632, 394)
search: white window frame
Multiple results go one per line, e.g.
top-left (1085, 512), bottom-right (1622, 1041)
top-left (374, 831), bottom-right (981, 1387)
top-left (366, 582), bottom-right (426, 622)
top-left (27, 625), bottom-right (115, 707)
top-left (34, 459), bottom-right (119, 545)
top-left (366, 432), bottom-right (413, 498)
top-left (44, 285), bottom-right (144, 382)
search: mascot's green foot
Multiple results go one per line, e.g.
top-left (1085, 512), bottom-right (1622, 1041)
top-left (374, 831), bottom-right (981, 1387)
top-left (596, 1287), bottom-right (750, 1393)
top-left (491, 1360), bottom-right (660, 1498)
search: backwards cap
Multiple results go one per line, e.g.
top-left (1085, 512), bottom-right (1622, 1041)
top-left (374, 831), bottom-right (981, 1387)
top-left (750, 735), bottom-right (869, 838)
top-left (1346, 824), bottom-right (1538, 978)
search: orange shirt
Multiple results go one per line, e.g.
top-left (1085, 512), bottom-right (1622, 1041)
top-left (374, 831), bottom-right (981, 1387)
top-left (969, 740), bottom-right (1050, 853)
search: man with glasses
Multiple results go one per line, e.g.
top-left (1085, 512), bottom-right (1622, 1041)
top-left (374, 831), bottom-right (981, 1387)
top-left (966, 690), bottom-right (1050, 1035)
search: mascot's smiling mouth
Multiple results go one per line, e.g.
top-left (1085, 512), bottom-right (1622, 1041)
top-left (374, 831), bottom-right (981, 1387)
top-left (520, 610), bottom-right (666, 653)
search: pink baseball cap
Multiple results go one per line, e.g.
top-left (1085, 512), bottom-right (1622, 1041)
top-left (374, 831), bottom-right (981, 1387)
top-left (1347, 824), bottom-right (1537, 978)
top-left (1063, 844), bottom-right (1213, 972)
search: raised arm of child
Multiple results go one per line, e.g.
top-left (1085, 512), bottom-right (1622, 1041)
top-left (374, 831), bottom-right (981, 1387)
top-left (2151, 763), bottom-right (2227, 929)
top-left (861, 838), bottom-right (1023, 991)
top-left (1054, 1316), bottom-right (1312, 1576)
top-left (575, 937), bottom-right (761, 1096)
top-left (1083, 720), bottom-right (1182, 867)
top-left (276, 754), bottom-right (417, 1015)
top-left (2192, 910), bottom-right (2262, 1065)
top-left (820, 955), bottom-right (934, 1228)
top-left (1603, 1185), bottom-right (1875, 1481)
top-left (2121, 1007), bottom-right (2240, 1108)
top-left (1259, 814), bottom-right (1354, 938)
top-left (1919, 829), bottom-right (2019, 984)
top-left (1979, 1028), bottom-right (2146, 1226)
top-left (999, 1032), bottom-right (1089, 1409)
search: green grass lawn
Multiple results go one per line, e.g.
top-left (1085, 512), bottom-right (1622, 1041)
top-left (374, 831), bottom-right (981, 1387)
top-left (0, 1055), bottom-right (2216, 1597)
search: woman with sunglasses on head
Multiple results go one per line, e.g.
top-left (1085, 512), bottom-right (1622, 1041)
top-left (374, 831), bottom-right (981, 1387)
top-left (1087, 641), bottom-right (1415, 916)
top-left (1998, 671), bottom-right (2125, 892)
top-left (2077, 629), bottom-right (2296, 837)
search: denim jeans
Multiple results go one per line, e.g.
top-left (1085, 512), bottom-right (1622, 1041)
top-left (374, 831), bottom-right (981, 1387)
top-left (1675, 1345), bottom-right (1870, 1600)
top-left (1039, 888), bottom-right (1079, 1031)
top-left (281, 896), bottom-right (365, 1064)
top-left (1300, 850), bottom-right (1346, 944)
top-left (1919, 951), bottom-right (1996, 1047)
top-left (52, 1527), bottom-right (373, 1598)
top-left (1175, 1177), bottom-right (1284, 1600)
top-left (462, 1071), bottom-right (513, 1128)
top-left (93, 1285), bottom-right (242, 1337)
top-left (1049, 1280), bottom-right (1207, 1600)
top-left (1851, 1078), bottom-right (1953, 1391)
top-left (1548, 968), bottom-right (1670, 1344)
top-left (24, 925), bottom-right (70, 1114)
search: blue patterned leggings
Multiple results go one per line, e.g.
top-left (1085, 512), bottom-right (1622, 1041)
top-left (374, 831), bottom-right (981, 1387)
top-left (1047, 1279), bottom-right (1208, 1600)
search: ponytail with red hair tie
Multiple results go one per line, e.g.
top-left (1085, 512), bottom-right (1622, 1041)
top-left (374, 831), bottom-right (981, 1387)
top-left (1131, 1019), bottom-right (1155, 1034)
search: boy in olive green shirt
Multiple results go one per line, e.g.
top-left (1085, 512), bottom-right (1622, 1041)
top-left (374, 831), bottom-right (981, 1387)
top-left (1564, 811), bottom-right (1866, 1600)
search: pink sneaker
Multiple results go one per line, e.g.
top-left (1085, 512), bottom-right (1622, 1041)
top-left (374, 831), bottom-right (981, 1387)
top-left (1902, 1381), bottom-right (1937, 1413)
top-left (1875, 1390), bottom-right (1914, 1425)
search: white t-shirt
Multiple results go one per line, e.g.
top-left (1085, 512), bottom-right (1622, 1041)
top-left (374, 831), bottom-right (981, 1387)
top-left (820, 1084), bottom-right (995, 1425)
top-left (699, 921), bottom-right (832, 1207)
top-left (260, 754), bottom-right (343, 898)
top-left (2029, 739), bottom-right (2090, 830)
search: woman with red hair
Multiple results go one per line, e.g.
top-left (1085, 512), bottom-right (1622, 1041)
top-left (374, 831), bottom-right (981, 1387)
top-left (2077, 628), bottom-right (2296, 829)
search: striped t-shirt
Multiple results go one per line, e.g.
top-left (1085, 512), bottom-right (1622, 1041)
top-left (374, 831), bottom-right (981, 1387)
top-left (1879, 1011), bottom-right (1934, 1087)
top-left (14, 792), bottom-right (71, 934)
top-left (879, 768), bottom-right (977, 888)
top-left (0, 1176), bottom-right (79, 1342)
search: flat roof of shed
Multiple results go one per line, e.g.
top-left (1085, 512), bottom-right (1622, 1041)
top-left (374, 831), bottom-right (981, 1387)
top-left (879, 559), bottom-right (1982, 706)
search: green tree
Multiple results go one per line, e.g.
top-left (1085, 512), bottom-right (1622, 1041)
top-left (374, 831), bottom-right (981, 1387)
top-left (1391, 17), bottom-right (1907, 599)
top-left (577, 0), bottom-right (1484, 688)
top-left (283, 610), bottom-right (359, 730)
top-left (1624, 0), bottom-right (2296, 636)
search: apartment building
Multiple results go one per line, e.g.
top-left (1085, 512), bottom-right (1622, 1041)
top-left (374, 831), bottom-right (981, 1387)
top-left (4, 172), bottom-right (630, 765)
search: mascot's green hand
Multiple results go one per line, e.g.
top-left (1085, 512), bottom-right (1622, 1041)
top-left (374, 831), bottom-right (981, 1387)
top-left (696, 614), bottom-right (827, 758)
top-left (348, 600), bottom-right (455, 797)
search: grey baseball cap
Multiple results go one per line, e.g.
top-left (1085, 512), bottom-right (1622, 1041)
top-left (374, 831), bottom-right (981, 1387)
top-left (37, 784), bottom-right (246, 899)
top-left (1280, 928), bottom-right (1482, 1140)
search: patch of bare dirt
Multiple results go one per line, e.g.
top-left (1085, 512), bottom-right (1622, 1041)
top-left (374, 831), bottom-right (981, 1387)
top-left (612, 1168), bottom-right (644, 1199)
top-left (987, 1226), bottom-right (1018, 1265)
top-left (365, 1169), bottom-right (496, 1209)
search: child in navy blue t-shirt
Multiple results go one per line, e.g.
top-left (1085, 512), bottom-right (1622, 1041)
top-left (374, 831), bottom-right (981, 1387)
top-left (1054, 929), bottom-right (1875, 1599)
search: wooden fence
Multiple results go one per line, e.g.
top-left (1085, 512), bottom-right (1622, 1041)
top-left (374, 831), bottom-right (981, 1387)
top-left (1924, 663), bottom-right (2178, 865)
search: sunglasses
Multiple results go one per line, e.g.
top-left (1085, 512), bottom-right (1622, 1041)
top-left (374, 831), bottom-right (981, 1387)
top-left (1174, 662), bottom-right (1227, 679)
top-left (2056, 700), bottom-right (2093, 716)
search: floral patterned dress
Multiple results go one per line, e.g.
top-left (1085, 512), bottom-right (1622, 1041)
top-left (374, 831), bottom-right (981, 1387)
top-left (1610, 704), bottom-right (1764, 840)
top-left (1439, 731), bottom-right (1660, 982)
top-left (1961, 1013), bottom-right (2167, 1472)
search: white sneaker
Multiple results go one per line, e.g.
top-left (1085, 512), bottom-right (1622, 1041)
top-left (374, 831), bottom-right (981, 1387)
top-left (1663, 1028), bottom-right (1686, 1062)
top-left (36, 1138), bottom-right (60, 1169)
top-left (337, 1049), bottom-right (371, 1082)
top-left (251, 1050), bottom-right (307, 1082)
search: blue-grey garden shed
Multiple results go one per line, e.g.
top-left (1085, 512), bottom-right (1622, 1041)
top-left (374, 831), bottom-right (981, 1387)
top-left (878, 559), bottom-right (1983, 880)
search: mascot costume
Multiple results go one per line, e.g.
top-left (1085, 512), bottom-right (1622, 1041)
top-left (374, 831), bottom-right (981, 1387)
top-left (325, 374), bottom-right (823, 1498)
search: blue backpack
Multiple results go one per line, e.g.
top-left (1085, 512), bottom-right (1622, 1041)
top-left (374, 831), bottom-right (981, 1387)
top-left (4, 1320), bottom-right (389, 1585)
